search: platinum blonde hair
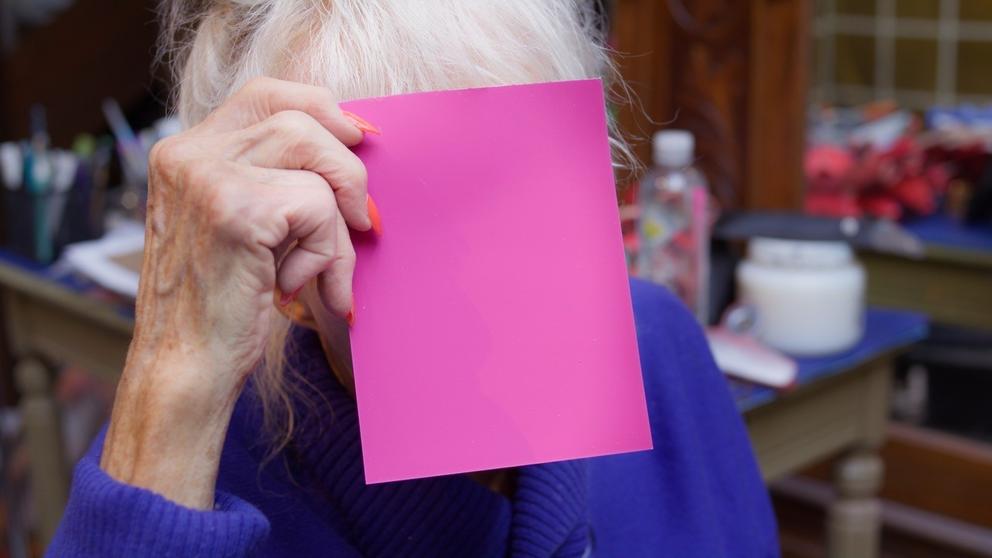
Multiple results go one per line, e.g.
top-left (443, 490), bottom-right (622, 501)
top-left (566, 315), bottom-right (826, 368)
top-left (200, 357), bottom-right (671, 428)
top-left (160, 0), bottom-right (630, 451)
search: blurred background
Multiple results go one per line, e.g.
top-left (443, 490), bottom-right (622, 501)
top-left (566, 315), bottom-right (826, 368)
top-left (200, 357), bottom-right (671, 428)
top-left (1, 1), bottom-right (991, 557)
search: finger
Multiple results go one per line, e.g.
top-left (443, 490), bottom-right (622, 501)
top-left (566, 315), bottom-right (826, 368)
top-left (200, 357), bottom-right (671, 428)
top-left (248, 169), bottom-right (340, 302)
top-left (315, 205), bottom-right (356, 320)
top-left (199, 77), bottom-right (366, 147)
top-left (234, 110), bottom-right (371, 231)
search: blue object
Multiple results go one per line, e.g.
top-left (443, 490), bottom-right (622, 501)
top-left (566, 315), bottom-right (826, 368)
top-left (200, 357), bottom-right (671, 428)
top-left (926, 104), bottom-right (992, 131)
top-left (0, 248), bottom-right (135, 320)
top-left (0, 246), bottom-right (52, 275)
top-left (730, 308), bottom-right (928, 413)
top-left (49, 279), bottom-right (779, 557)
top-left (903, 214), bottom-right (992, 254)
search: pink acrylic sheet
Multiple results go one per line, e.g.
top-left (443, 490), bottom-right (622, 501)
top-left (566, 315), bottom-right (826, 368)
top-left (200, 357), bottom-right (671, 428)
top-left (341, 79), bottom-right (651, 484)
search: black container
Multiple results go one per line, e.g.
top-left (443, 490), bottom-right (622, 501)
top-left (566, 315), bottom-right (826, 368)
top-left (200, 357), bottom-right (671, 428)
top-left (1, 185), bottom-right (103, 264)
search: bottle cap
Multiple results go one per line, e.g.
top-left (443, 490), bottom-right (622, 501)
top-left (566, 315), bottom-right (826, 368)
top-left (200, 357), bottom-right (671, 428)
top-left (652, 130), bottom-right (694, 167)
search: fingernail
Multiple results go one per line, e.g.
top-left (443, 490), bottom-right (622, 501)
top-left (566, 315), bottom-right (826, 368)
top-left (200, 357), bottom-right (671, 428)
top-left (367, 194), bottom-right (382, 235)
top-left (342, 110), bottom-right (381, 135)
top-left (346, 305), bottom-right (355, 326)
top-left (279, 286), bottom-right (303, 307)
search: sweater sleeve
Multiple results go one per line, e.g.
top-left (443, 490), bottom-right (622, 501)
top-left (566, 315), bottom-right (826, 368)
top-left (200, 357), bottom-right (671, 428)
top-left (46, 430), bottom-right (270, 558)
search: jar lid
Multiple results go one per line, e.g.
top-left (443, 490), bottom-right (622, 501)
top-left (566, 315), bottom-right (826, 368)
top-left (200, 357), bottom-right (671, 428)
top-left (747, 237), bottom-right (853, 268)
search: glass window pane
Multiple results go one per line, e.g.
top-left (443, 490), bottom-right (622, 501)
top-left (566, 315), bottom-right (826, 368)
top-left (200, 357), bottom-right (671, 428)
top-left (837, 0), bottom-right (876, 15)
top-left (896, 0), bottom-right (940, 19)
top-left (835, 35), bottom-right (876, 86)
top-left (957, 41), bottom-right (992, 94)
top-left (961, 0), bottom-right (992, 21)
top-left (894, 38), bottom-right (937, 90)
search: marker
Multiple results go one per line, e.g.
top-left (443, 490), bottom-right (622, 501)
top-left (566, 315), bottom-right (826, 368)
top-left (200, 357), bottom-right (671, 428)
top-left (25, 105), bottom-right (54, 262)
top-left (101, 98), bottom-right (147, 182)
top-left (48, 150), bottom-right (78, 241)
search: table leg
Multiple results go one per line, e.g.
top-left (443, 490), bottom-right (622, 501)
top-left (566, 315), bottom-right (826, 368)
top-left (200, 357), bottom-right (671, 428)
top-left (827, 450), bottom-right (883, 558)
top-left (16, 356), bottom-right (68, 548)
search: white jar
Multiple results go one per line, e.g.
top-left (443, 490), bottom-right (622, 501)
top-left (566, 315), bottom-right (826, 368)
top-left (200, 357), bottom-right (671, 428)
top-left (736, 237), bottom-right (866, 356)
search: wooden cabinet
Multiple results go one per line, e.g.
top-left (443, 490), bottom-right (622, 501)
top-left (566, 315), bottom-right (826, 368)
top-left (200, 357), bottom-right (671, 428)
top-left (612, 0), bottom-right (811, 211)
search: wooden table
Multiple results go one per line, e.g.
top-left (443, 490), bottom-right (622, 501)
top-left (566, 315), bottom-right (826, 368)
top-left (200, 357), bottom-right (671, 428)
top-left (860, 215), bottom-right (992, 332)
top-left (732, 309), bottom-right (928, 558)
top-left (1, 250), bottom-right (927, 555)
top-left (0, 251), bottom-right (132, 546)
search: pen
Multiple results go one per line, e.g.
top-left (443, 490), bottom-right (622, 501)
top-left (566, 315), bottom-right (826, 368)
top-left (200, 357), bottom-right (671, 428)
top-left (25, 105), bottom-right (54, 262)
top-left (48, 150), bottom-right (78, 244)
top-left (101, 98), bottom-right (147, 183)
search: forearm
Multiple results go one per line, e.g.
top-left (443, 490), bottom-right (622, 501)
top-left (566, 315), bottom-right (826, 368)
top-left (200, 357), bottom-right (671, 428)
top-left (100, 348), bottom-right (244, 510)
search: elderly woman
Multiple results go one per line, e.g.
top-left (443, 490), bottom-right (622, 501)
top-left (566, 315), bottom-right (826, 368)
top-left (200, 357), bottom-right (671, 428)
top-left (49, 1), bottom-right (777, 557)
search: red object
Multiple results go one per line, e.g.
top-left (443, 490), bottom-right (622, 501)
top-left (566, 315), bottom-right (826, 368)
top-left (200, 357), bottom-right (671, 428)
top-left (861, 195), bottom-right (903, 220)
top-left (804, 145), bottom-right (854, 193)
top-left (805, 145), bottom-right (860, 217)
top-left (894, 176), bottom-right (936, 215)
top-left (805, 191), bottom-right (861, 217)
top-left (804, 135), bottom-right (955, 221)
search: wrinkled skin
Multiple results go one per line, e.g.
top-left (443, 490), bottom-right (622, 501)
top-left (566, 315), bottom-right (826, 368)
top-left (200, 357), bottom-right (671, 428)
top-left (101, 77), bottom-right (372, 509)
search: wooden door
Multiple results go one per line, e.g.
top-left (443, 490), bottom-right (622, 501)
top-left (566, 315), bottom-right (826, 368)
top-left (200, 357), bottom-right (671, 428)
top-left (612, 0), bottom-right (811, 211)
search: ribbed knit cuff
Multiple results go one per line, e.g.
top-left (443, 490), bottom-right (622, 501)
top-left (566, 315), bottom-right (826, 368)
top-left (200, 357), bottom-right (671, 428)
top-left (47, 455), bottom-right (270, 557)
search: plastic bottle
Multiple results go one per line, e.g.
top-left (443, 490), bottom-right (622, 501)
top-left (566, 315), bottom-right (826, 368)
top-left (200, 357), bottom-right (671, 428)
top-left (636, 130), bottom-right (710, 324)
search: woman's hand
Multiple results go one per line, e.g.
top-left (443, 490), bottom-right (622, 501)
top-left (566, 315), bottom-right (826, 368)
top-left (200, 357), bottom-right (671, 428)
top-left (100, 77), bottom-right (375, 509)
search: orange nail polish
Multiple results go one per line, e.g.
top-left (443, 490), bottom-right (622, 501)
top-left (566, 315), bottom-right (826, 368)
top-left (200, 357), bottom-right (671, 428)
top-left (367, 194), bottom-right (383, 235)
top-left (346, 306), bottom-right (355, 326)
top-left (342, 110), bottom-right (381, 135)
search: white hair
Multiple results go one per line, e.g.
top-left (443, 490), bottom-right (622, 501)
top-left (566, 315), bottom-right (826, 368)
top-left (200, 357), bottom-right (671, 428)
top-left (159, 0), bottom-right (631, 451)
top-left (162, 0), bottom-right (621, 126)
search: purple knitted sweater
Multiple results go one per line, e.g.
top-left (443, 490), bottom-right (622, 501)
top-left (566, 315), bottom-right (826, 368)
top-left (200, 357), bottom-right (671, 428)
top-left (48, 279), bottom-right (779, 557)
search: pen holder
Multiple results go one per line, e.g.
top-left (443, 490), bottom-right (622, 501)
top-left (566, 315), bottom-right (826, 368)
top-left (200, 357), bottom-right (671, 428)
top-left (1, 187), bottom-right (103, 264)
top-left (2, 188), bottom-right (54, 262)
top-left (55, 181), bottom-right (106, 255)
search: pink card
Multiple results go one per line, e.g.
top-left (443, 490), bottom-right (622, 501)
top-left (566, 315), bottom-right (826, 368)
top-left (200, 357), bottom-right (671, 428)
top-left (342, 79), bottom-right (651, 484)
